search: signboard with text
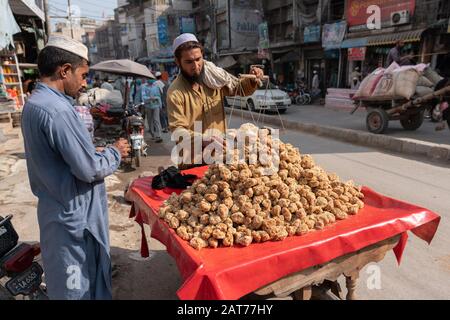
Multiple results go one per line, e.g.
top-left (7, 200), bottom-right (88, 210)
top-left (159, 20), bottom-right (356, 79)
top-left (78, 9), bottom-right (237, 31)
top-left (157, 16), bottom-right (168, 46)
top-left (322, 21), bottom-right (347, 49)
top-left (346, 0), bottom-right (415, 27)
top-left (303, 25), bottom-right (321, 43)
top-left (258, 22), bottom-right (269, 49)
top-left (179, 17), bottom-right (195, 34)
top-left (348, 47), bottom-right (367, 61)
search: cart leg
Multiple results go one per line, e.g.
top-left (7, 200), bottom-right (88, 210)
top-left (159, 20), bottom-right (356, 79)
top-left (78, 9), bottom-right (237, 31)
top-left (293, 286), bottom-right (312, 300)
top-left (345, 271), bottom-right (359, 300)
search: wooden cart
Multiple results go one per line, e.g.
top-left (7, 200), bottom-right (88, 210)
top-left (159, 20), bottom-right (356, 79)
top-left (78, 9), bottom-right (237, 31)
top-left (245, 235), bottom-right (400, 300)
top-left (351, 85), bottom-right (450, 134)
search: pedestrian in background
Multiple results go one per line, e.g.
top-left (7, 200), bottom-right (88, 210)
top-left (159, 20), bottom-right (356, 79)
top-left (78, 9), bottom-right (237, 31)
top-left (154, 71), bottom-right (169, 133)
top-left (312, 70), bottom-right (321, 99)
top-left (142, 79), bottom-right (163, 143)
top-left (130, 78), bottom-right (143, 106)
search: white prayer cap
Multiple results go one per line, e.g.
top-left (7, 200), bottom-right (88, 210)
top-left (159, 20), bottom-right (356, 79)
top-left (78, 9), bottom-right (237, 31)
top-left (45, 34), bottom-right (89, 61)
top-left (155, 71), bottom-right (162, 77)
top-left (172, 33), bottom-right (199, 54)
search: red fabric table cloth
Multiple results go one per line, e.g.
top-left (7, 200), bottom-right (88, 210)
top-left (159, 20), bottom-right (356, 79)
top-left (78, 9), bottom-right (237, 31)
top-left (127, 166), bottom-right (441, 300)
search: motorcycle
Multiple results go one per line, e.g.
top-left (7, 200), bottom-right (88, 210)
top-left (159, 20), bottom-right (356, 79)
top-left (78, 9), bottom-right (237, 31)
top-left (0, 215), bottom-right (47, 300)
top-left (123, 102), bottom-right (147, 167)
top-left (90, 103), bottom-right (126, 129)
top-left (295, 86), bottom-right (312, 105)
top-left (285, 85), bottom-right (312, 105)
top-left (285, 88), bottom-right (299, 104)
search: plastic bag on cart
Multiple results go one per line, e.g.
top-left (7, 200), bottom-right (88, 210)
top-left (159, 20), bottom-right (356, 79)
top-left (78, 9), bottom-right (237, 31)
top-left (415, 86), bottom-right (434, 97)
top-left (417, 76), bottom-right (434, 88)
top-left (151, 166), bottom-right (198, 190)
top-left (78, 88), bottom-right (123, 108)
top-left (372, 67), bottom-right (420, 100)
top-left (423, 67), bottom-right (443, 85)
top-left (353, 68), bottom-right (385, 99)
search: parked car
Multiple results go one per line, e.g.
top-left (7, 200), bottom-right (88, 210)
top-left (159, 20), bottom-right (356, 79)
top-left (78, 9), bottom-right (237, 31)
top-left (225, 80), bottom-right (291, 113)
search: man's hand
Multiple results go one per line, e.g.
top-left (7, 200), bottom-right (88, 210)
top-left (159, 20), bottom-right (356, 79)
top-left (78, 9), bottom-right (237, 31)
top-left (250, 66), bottom-right (264, 81)
top-left (113, 138), bottom-right (131, 158)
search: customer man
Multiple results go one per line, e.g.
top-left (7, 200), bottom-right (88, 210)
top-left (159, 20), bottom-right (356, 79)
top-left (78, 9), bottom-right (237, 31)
top-left (21, 35), bottom-right (130, 300)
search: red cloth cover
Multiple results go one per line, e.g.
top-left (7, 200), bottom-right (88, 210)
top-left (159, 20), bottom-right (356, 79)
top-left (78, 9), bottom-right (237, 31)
top-left (127, 166), bottom-right (440, 300)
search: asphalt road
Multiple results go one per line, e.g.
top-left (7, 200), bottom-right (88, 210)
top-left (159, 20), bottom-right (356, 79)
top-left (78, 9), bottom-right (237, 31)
top-left (230, 103), bottom-right (450, 146)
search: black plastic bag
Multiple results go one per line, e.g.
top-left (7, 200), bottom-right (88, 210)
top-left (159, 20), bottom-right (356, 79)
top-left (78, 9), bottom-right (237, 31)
top-left (152, 166), bottom-right (198, 190)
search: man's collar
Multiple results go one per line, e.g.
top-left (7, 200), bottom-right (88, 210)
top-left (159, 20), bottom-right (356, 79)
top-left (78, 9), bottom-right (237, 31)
top-left (36, 82), bottom-right (75, 105)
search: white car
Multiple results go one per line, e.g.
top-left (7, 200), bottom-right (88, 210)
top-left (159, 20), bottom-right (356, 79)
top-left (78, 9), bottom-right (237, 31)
top-left (225, 80), bottom-right (291, 113)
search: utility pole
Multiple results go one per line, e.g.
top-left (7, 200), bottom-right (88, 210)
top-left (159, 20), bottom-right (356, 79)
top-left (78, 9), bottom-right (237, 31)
top-left (49, 0), bottom-right (76, 39)
top-left (210, 0), bottom-right (216, 61)
top-left (68, 0), bottom-right (74, 38)
top-left (43, 0), bottom-right (51, 41)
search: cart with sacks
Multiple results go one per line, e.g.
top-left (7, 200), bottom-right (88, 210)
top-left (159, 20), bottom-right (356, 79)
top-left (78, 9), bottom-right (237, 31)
top-left (350, 63), bottom-right (450, 134)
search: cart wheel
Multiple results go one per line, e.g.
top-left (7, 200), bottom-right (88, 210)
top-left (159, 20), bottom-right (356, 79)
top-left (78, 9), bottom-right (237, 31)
top-left (400, 110), bottom-right (424, 131)
top-left (366, 109), bottom-right (389, 134)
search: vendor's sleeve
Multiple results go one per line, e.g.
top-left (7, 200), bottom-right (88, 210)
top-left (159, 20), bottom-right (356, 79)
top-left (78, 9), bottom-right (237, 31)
top-left (49, 110), bottom-right (121, 183)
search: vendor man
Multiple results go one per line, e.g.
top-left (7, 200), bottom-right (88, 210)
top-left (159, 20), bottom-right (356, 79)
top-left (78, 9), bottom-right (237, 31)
top-left (21, 35), bottom-right (130, 299)
top-left (167, 33), bottom-right (264, 167)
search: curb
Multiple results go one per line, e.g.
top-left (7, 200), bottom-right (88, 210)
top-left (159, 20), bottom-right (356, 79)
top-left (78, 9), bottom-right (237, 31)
top-left (225, 109), bottom-right (450, 163)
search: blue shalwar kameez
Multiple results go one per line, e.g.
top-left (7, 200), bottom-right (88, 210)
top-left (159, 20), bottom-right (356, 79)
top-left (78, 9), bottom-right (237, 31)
top-left (21, 83), bottom-right (121, 299)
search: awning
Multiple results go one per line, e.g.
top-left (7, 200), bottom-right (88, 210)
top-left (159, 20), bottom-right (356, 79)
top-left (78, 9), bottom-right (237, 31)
top-left (274, 50), bottom-right (301, 63)
top-left (341, 37), bottom-right (368, 48)
top-left (216, 55), bottom-right (236, 69)
top-left (366, 29), bottom-right (425, 46)
top-left (9, 0), bottom-right (45, 21)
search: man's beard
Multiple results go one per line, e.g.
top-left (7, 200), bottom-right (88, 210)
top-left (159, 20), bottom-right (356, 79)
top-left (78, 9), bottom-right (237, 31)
top-left (181, 66), bottom-right (204, 84)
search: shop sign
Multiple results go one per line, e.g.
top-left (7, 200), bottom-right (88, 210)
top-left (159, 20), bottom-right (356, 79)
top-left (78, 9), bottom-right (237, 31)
top-left (304, 25), bottom-right (321, 43)
top-left (258, 22), bottom-right (269, 49)
top-left (322, 21), bottom-right (347, 49)
top-left (157, 16), bottom-right (169, 46)
top-left (348, 47), bottom-right (366, 61)
top-left (346, 0), bottom-right (415, 27)
top-left (179, 17), bottom-right (195, 34)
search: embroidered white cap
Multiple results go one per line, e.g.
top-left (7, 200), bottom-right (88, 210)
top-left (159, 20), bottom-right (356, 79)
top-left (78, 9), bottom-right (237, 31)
top-left (155, 71), bottom-right (162, 77)
top-left (45, 34), bottom-right (89, 61)
top-left (172, 33), bottom-right (199, 54)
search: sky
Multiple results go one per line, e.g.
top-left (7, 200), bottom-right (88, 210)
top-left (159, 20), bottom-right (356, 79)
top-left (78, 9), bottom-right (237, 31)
top-left (48, 0), bottom-right (118, 30)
